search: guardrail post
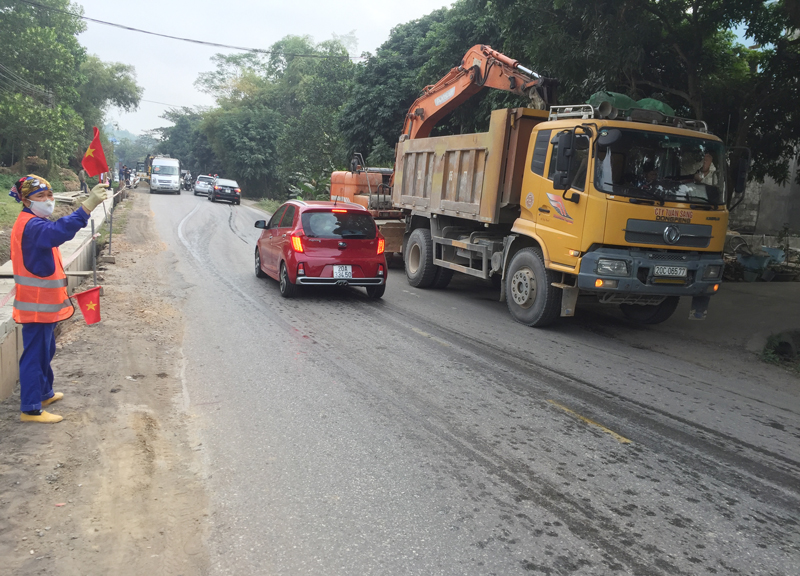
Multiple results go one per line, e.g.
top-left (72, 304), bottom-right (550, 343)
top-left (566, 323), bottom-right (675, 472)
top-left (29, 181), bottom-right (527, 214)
top-left (91, 220), bottom-right (97, 287)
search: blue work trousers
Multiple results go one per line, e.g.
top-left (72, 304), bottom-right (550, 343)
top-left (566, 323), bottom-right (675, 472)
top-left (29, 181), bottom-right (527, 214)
top-left (19, 323), bottom-right (56, 412)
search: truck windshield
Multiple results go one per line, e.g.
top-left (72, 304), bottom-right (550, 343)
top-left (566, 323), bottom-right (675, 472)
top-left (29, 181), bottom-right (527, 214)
top-left (594, 129), bottom-right (726, 206)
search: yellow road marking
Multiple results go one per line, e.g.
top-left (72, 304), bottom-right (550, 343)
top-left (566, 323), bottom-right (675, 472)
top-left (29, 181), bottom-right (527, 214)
top-left (411, 327), bottom-right (451, 347)
top-left (547, 399), bottom-right (632, 444)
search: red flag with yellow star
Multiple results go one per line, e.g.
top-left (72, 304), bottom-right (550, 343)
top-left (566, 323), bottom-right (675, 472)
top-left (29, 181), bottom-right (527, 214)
top-left (74, 286), bottom-right (102, 325)
top-left (81, 127), bottom-right (108, 177)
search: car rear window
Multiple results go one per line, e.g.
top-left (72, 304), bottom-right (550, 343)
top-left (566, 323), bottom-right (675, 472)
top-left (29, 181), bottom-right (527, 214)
top-left (198, 176), bottom-right (213, 183)
top-left (217, 179), bottom-right (238, 187)
top-left (301, 211), bottom-right (376, 239)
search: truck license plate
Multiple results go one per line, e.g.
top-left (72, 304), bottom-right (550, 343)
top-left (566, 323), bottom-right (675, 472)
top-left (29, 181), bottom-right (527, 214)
top-left (333, 265), bottom-right (352, 279)
top-left (654, 265), bottom-right (687, 277)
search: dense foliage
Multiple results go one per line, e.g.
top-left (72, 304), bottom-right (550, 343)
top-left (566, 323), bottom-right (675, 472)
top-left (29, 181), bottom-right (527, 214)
top-left (0, 0), bottom-right (142, 175)
top-left (159, 36), bottom-right (355, 198)
top-left (155, 0), bottom-right (800, 199)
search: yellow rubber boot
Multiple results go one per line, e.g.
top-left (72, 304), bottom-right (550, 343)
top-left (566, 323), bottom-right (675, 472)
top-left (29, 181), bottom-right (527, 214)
top-left (20, 411), bottom-right (63, 423)
top-left (41, 392), bottom-right (64, 407)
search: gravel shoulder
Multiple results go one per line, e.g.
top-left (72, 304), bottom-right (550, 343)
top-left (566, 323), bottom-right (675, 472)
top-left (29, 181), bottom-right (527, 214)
top-left (0, 191), bottom-right (210, 575)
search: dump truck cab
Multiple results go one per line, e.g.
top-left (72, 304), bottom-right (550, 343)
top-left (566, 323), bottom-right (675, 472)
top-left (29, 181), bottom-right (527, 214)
top-left (510, 105), bottom-right (728, 322)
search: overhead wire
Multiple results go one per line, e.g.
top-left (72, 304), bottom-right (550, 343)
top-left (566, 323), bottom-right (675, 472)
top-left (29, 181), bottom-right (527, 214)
top-left (0, 63), bottom-right (54, 102)
top-left (13, 0), bottom-right (362, 61)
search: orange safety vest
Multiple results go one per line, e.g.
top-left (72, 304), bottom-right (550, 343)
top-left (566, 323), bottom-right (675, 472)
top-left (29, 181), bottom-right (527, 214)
top-left (10, 211), bottom-right (74, 324)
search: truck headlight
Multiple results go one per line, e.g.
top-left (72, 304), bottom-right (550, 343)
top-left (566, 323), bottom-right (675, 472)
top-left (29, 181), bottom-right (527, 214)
top-left (596, 259), bottom-right (629, 276)
top-left (702, 264), bottom-right (722, 280)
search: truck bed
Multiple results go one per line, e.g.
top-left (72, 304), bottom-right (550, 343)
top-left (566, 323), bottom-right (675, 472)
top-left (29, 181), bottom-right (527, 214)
top-left (392, 108), bottom-right (548, 225)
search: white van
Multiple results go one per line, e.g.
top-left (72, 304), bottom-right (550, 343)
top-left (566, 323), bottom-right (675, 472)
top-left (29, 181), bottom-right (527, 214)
top-left (149, 157), bottom-right (181, 194)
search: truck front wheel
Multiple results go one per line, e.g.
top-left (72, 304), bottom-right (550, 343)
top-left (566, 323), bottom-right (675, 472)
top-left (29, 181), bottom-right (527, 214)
top-left (620, 296), bottom-right (679, 325)
top-left (405, 228), bottom-right (437, 288)
top-left (505, 247), bottom-right (561, 327)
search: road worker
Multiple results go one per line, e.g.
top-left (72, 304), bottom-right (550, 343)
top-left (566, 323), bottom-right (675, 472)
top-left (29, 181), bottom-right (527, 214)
top-left (9, 175), bottom-right (108, 423)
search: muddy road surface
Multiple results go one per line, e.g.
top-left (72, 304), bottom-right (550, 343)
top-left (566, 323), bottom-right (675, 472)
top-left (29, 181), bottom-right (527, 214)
top-left (2, 188), bottom-right (798, 575)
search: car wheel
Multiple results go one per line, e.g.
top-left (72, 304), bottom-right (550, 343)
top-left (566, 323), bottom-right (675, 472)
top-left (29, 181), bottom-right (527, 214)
top-left (366, 284), bottom-right (385, 299)
top-left (255, 247), bottom-right (268, 278)
top-left (279, 262), bottom-right (298, 298)
top-left (210, 194), bottom-right (215, 202)
top-left (620, 296), bottom-right (679, 325)
top-left (194, 191), bottom-right (198, 196)
top-left (404, 228), bottom-right (437, 288)
top-left (505, 247), bottom-right (561, 327)
top-left (149, 189), bottom-right (154, 194)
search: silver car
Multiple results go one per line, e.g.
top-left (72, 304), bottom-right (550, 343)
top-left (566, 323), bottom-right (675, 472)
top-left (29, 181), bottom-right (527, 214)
top-left (194, 175), bottom-right (214, 196)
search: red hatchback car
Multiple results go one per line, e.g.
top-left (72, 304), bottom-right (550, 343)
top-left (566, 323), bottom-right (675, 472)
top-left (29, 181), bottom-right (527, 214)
top-left (254, 200), bottom-right (387, 298)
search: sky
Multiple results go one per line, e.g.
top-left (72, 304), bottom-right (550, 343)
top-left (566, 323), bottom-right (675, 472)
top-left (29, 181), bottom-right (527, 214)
top-left (77, 0), bottom-right (453, 136)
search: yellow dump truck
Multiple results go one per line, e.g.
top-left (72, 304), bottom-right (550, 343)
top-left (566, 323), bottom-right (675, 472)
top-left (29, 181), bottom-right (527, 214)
top-left (395, 105), bottom-right (748, 326)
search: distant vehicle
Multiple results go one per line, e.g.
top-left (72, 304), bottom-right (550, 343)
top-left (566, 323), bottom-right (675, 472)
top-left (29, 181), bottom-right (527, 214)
top-left (194, 175), bottom-right (213, 196)
top-left (181, 170), bottom-right (193, 190)
top-left (149, 157), bottom-right (181, 195)
top-left (208, 178), bottom-right (241, 205)
top-left (135, 161), bottom-right (148, 187)
top-left (254, 200), bottom-right (387, 299)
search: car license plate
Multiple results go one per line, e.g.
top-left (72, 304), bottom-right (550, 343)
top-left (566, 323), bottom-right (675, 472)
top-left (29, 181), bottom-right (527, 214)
top-left (333, 265), bottom-right (352, 279)
top-left (654, 265), bottom-right (687, 277)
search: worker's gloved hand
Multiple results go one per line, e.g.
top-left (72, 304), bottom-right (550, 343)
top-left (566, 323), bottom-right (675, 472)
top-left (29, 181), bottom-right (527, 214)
top-left (82, 183), bottom-right (109, 213)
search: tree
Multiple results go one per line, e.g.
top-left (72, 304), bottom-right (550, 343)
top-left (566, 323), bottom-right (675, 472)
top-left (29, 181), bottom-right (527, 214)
top-left (187, 35), bottom-right (356, 197)
top-left (156, 108), bottom-right (222, 177)
top-left (73, 56), bottom-right (142, 150)
top-left (338, 9), bottom-right (449, 160)
top-left (0, 0), bottom-right (142, 173)
top-left (115, 133), bottom-right (158, 167)
top-left (491, 0), bottom-right (800, 184)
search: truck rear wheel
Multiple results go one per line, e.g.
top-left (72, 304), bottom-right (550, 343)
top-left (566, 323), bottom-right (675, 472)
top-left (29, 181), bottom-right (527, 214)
top-left (405, 228), bottom-right (437, 288)
top-left (432, 267), bottom-right (454, 289)
top-left (505, 247), bottom-right (561, 327)
top-left (620, 296), bottom-right (679, 325)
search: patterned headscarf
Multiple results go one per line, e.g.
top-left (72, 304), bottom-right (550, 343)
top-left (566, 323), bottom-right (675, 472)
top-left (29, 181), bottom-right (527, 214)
top-left (8, 174), bottom-right (52, 203)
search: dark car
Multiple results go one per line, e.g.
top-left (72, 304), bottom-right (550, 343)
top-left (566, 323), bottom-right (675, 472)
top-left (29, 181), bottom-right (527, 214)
top-left (208, 178), bottom-right (241, 204)
top-left (254, 200), bottom-right (387, 298)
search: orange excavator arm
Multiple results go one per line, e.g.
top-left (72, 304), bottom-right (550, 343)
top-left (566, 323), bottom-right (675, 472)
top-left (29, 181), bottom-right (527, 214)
top-left (401, 44), bottom-right (558, 140)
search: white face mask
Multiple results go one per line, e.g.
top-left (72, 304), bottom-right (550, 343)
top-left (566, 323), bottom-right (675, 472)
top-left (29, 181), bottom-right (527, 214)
top-left (29, 199), bottom-right (55, 218)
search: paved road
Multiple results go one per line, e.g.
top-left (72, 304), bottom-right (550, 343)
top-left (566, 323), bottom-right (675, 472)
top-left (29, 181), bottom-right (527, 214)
top-left (148, 189), bottom-right (799, 575)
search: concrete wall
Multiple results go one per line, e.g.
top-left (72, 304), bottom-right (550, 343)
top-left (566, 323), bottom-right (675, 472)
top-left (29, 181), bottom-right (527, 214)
top-left (0, 196), bottom-right (113, 403)
top-left (729, 156), bottom-right (800, 235)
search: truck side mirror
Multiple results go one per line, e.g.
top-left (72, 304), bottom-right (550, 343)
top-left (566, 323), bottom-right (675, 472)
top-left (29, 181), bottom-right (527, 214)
top-left (555, 131), bottom-right (574, 172)
top-left (552, 131), bottom-right (574, 191)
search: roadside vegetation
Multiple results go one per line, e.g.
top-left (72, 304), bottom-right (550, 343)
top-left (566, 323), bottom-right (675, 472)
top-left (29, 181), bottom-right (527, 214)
top-left (256, 198), bottom-right (281, 216)
top-left (762, 331), bottom-right (800, 374)
top-left (0, 0), bottom-right (141, 181)
top-left (96, 192), bottom-right (133, 252)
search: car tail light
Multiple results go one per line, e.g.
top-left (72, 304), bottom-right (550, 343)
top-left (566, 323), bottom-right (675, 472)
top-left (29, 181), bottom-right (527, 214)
top-left (332, 208), bottom-right (347, 213)
top-left (297, 262), bottom-right (306, 276)
top-left (214, 185), bottom-right (220, 190)
top-left (290, 233), bottom-right (304, 253)
top-left (235, 188), bottom-right (241, 193)
top-left (377, 264), bottom-right (384, 276)
top-left (377, 237), bottom-right (385, 255)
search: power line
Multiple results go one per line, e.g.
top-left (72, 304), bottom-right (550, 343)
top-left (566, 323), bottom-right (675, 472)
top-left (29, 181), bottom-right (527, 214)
top-left (0, 63), bottom-right (54, 105)
top-left (14, 0), bottom-right (362, 61)
top-left (141, 98), bottom-right (185, 108)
